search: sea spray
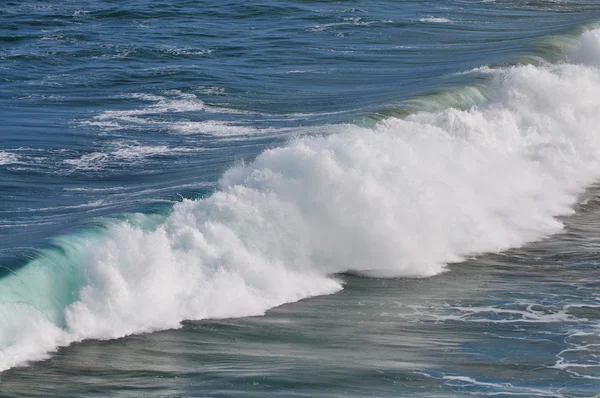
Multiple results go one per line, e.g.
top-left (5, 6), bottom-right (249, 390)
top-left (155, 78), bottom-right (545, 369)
top-left (3, 28), bottom-right (600, 372)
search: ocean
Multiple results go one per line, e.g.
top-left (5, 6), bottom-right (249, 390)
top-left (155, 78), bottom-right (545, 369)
top-left (1, 0), bottom-right (600, 396)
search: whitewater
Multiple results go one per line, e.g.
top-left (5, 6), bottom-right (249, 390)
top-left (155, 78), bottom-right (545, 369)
top-left (2, 26), bottom-right (600, 374)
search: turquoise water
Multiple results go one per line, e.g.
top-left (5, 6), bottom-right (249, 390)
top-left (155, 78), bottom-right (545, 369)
top-left (2, 1), bottom-right (600, 396)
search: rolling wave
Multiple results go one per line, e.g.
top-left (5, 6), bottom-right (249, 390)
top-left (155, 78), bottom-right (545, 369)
top-left (2, 28), bottom-right (600, 372)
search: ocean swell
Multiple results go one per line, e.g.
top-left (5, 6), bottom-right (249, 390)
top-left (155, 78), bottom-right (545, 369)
top-left (2, 28), bottom-right (600, 371)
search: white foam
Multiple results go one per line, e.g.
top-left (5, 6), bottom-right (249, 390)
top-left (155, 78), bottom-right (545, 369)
top-left (169, 120), bottom-right (268, 137)
top-left (306, 16), bottom-right (385, 33)
top-left (0, 151), bottom-right (18, 166)
top-left (64, 142), bottom-right (199, 171)
top-left (83, 91), bottom-right (252, 134)
top-left (4, 28), bottom-right (600, 372)
top-left (158, 46), bottom-right (213, 56)
top-left (0, 304), bottom-right (70, 371)
top-left (121, 90), bottom-right (246, 115)
top-left (570, 29), bottom-right (600, 66)
top-left (401, 302), bottom-right (579, 324)
top-left (453, 65), bottom-right (498, 76)
top-left (36, 200), bottom-right (107, 212)
top-left (63, 187), bottom-right (127, 192)
top-left (419, 17), bottom-right (454, 24)
top-left (442, 375), bottom-right (564, 397)
top-left (551, 325), bottom-right (600, 379)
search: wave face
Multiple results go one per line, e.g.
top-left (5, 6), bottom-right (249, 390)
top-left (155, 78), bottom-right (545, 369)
top-left (3, 28), bottom-right (600, 372)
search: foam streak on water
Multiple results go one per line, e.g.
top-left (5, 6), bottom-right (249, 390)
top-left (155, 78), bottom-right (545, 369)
top-left (2, 28), bottom-right (600, 374)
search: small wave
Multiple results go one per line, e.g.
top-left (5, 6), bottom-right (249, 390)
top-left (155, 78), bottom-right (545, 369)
top-left (306, 16), bottom-right (389, 33)
top-left (169, 120), bottom-right (272, 137)
top-left (64, 142), bottom-right (200, 171)
top-left (401, 302), bottom-right (580, 324)
top-left (157, 46), bottom-right (213, 57)
top-left (63, 187), bottom-right (128, 193)
top-left (0, 152), bottom-right (18, 166)
top-left (125, 90), bottom-right (248, 115)
top-left (419, 16), bottom-right (454, 24)
top-left (452, 65), bottom-right (497, 76)
top-left (81, 91), bottom-right (252, 134)
top-left (440, 375), bottom-right (562, 397)
top-left (35, 200), bottom-right (108, 212)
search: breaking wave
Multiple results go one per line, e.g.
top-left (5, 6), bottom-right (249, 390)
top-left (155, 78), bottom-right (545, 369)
top-left (3, 28), bottom-right (600, 372)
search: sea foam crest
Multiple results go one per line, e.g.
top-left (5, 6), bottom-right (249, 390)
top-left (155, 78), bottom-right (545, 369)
top-left (3, 28), bottom-right (600, 371)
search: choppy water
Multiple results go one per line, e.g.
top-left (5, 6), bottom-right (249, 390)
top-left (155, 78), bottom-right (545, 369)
top-left (2, 0), bottom-right (600, 396)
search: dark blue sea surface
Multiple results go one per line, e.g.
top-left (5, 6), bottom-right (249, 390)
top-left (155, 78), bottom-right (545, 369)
top-left (2, 0), bottom-right (600, 396)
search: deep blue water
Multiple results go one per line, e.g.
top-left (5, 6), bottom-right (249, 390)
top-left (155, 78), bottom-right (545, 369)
top-left (2, 0), bottom-right (600, 396)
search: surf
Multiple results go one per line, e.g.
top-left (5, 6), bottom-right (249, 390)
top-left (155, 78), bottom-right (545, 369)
top-left (2, 27), bottom-right (600, 372)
